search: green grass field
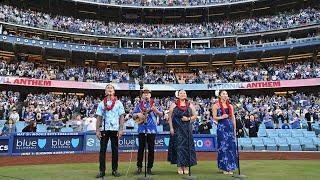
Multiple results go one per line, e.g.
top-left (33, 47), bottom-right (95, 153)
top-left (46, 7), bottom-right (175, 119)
top-left (0, 160), bottom-right (319, 180)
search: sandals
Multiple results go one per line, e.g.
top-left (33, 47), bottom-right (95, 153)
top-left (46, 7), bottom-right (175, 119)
top-left (223, 171), bottom-right (234, 175)
top-left (178, 168), bottom-right (184, 175)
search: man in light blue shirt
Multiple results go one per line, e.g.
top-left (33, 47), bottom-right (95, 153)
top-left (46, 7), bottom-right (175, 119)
top-left (95, 84), bottom-right (125, 178)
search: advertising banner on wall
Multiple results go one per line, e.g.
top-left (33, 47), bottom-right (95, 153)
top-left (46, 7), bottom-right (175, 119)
top-left (11, 132), bottom-right (85, 155)
top-left (85, 133), bottom-right (216, 152)
top-left (0, 137), bottom-right (10, 156)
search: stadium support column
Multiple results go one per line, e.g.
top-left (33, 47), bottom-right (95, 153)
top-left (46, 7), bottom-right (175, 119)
top-left (209, 54), bottom-right (213, 68)
top-left (141, 9), bottom-right (145, 23)
top-left (258, 50), bottom-right (265, 67)
top-left (41, 47), bottom-right (46, 61)
top-left (140, 54), bottom-right (144, 67)
top-left (286, 47), bottom-right (293, 64)
top-left (164, 55), bottom-right (168, 67)
top-left (118, 54), bottom-right (122, 66)
top-left (312, 49), bottom-right (318, 62)
top-left (187, 54), bottom-right (191, 67)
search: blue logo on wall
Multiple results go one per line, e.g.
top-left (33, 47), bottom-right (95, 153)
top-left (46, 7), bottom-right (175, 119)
top-left (164, 138), bottom-right (170, 146)
top-left (37, 139), bottom-right (46, 149)
top-left (71, 138), bottom-right (80, 148)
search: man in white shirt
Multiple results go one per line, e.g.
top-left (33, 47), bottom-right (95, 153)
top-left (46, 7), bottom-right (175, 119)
top-left (84, 113), bottom-right (97, 132)
top-left (9, 108), bottom-right (20, 123)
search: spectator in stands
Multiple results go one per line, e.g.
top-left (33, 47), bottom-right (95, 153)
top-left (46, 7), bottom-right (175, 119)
top-left (246, 114), bottom-right (258, 137)
top-left (22, 120), bottom-right (37, 132)
top-left (263, 112), bottom-right (274, 129)
top-left (0, 118), bottom-right (17, 136)
top-left (71, 114), bottom-right (84, 132)
top-left (124, 113), bottom-right (135, 130)
top-left (305, 108), bottom-right (314, 131)
top-left (48, 114), bottom-right (64, 132)
top-left (8, 107), bottom-right (20, 123)
top-left (23, 107), bottom-right (35, 124)
top-left (35, 109), bottom-right (42, 124)
top-left (60, 111), bottom-right (70, 124)
top-left (275, 110), bottom-right (285, 128)
top-left (0, 105), bottom-right (5, 120)
top-left (198, 117), bottom-right (212, 134)
top-left (236, 114), bottom-right (245, 138)
top-left (281, 120), bottom-right (291, 129)
top-left (0, 4), bottom-right (319, 39)
top-left (84, 112), bottom-right (97, 132)
top-left (290, 113), bottom-right (302, 129)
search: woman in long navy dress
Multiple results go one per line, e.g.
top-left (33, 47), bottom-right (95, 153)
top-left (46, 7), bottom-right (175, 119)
top-left (167, 90), bottom-right (197, 175)
top-left (212, 90), bottom-right (238, 175)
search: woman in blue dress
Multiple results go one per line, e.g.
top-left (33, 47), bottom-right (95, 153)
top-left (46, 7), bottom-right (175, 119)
top-left (212, 90), bottom-right (238, 175)
top-left (167, 90), bottom-right (197, 175)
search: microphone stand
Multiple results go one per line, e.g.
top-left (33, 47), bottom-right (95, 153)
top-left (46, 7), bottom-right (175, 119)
top-left (183, 115), bottom-right (195, 180)
top-left (138, 82), bottom-right (152, 180)
top-left (233, 118), bottom-right (246, 179)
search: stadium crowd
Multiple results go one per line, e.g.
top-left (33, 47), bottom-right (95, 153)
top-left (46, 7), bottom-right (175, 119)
top-left (0, 4), bottom-right (319, 38)
top-left (0, 90), bottom-right (319, 135)
top-left (113, 0), bottom-right (245, 7)
top-left (0, 60), bottom-right (130, 83)
top-left (1, 60), bottom-right (319, 84)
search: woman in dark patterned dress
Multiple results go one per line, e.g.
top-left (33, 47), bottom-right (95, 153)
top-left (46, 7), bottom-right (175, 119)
top-left (212, 90), bottom-right (238, 175)
top-left (167, 90), bottom-right (197, 175)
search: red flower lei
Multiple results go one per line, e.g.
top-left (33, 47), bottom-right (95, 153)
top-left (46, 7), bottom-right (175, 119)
top-left (139, 99), bottom-right (155, 112)
top-left (103, 96), bottom-right (117, 111)
top-left (218, 99), bottom-right (232, 116)
top-left (177, 99), bottom-right (188, 112)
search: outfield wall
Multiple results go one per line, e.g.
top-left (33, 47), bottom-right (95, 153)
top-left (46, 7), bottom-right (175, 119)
top-left (0, 132), bottom-right (216, 156)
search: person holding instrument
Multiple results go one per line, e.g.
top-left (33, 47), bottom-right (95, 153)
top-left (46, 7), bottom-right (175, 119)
top-left (133, 87), bottom-right (163, 175)
top-left (95, 84), bottom-right (125, 178)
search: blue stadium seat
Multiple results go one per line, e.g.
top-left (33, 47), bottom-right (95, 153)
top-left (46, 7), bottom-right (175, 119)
top-left (277, 129), bottom-right (291, 138)
top-left (259, 123), bottom-right (266, 129)
top-left (36, 124), bottom-right (47, 132)
top-left (311, 122), bottom-right (319, 130)
top-left (298, 137), bottom-right (317, 151)
top-left (16, 121), bottom-right (27, 132)
top-left (0, 120), bottom-right (5, 133)
top-left (312, 138), bottom-right (320, 151)
top-left (314, 127), bottom-right (320, 136)
top-left (262, 138), bottom-right (277, 151)
top-left (286, 137), bottom-right (302, 151)
top-left (303, 131), bottom-right (316, 138)
top-left (257, 130), bottom-right (267, 137)
top-left (238, 138), bottom-right (253, 151)
top-left (210, 128), bottom-right (216, 135)
top-left (291, 130), bottom-right (304, 138)
top-left (60, 127), bottom-right (73, 132)
top-left (275, 137), bottom-right (289, 151)
top-left (301, 120), bottom-right (309, 129)
top-left (266, 129), bottom-right (278, 138)
top-left (251, 138), bottom-right (265, 151)
top-left (157, 125), bottom-right (163, 133)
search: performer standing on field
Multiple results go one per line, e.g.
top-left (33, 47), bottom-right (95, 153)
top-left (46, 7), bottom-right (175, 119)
top-left (167, 89), bottom-right (197, 175)
top-left (212, 90), bottom-right (238, 175)
top-left (95, 84), bottom-right (125, 178)
top-left (133, 88), bottom-right (163, 175)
